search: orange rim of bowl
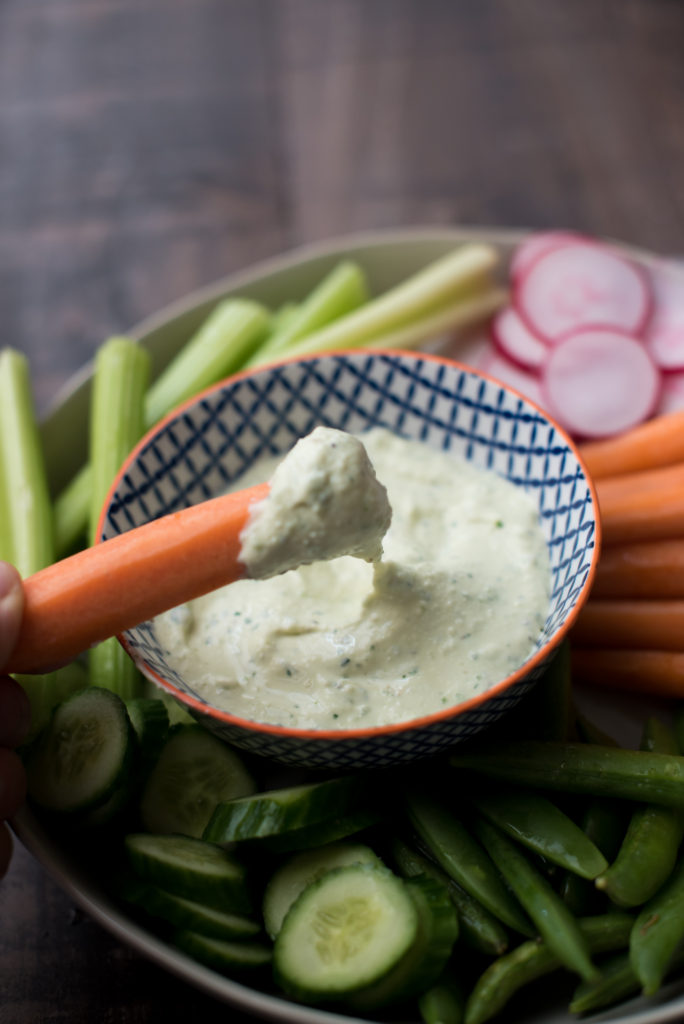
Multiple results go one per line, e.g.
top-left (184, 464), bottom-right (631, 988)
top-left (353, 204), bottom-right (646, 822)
top-left (99, 347), bottom-right (601, 743)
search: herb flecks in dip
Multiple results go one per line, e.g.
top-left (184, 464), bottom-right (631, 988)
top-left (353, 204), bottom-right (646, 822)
top-left (154, 429), bottom-right (550, 730)
top-left (240, 426), bottom-right (392, 579)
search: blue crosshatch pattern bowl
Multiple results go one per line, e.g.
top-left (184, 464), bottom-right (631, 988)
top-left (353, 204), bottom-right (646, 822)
top-left (102, 349), bottom-right (600, 770)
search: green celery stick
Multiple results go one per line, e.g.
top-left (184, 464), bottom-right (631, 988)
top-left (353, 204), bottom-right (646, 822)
top-left (270, 302), bottom-right (299, 335)
top-left (0, 348), bottom-right (57, 733)
top-left (247, 261), bottom-right (368, 368)
top-left (279, 244), bottom-right (499, 359)
top-left (53, 298), bottom-right (270, 558)
top-left (88, 337), bottom-right (151, 700)
top-left (144, 298), bottom-right (270, 425)
top-left (364, 288), bottom-right (506, 354)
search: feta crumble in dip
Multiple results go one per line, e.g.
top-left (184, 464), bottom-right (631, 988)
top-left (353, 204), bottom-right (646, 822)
top-left (153, 427), bottom-right (551, 730)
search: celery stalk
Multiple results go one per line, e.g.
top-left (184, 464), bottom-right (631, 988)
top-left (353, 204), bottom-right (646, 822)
top-left (0, 348), bottom-right (57, 733)
top-left (88, 337), bottom-right (151, 700)
top-left (144, 298), bottom-right (270, 425)
top-left (281, 244), bottom-right (499, 359)
top-left (53, 299), bottom-right (270, 558)
top-left (247, 261), bottom-right (368, 368)
top-left (364, 287), bottom-right (507, 353)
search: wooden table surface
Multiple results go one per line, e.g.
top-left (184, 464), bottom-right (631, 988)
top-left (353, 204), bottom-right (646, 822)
top-left (3, 1), bottom-right (684, 1021)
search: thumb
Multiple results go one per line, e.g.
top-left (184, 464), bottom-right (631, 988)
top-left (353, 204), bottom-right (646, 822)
top-left (0, 562), bottom-right (23, 670)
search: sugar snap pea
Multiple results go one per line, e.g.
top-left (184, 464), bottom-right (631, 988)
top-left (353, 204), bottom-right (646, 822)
top-left (405, 790), bottom-right (533, 937)
top-left (470, 782), bottom-right (608, 879)
top-left (630, 856), bottom-right (684, 995)
top-left (389, 837), bottom-right (508, 956)
top-left (596, 717), bottom-right (684, 907)
top-left (569, 950), bottom-right (640, 1014)
top-left (473, 817), bottom-right (598, 983)
top-left (419, 978), bottom-right (465, 1024)
top-left (450, 741), bottom-right (684, 807)
top-left (464, 912), bottom-right (634, 1024)
top-left (559, 797), bottom-right (627, 916)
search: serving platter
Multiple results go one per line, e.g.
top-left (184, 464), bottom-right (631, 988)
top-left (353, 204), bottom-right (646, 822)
top-left (12, 226), bottom-right (684, 1024)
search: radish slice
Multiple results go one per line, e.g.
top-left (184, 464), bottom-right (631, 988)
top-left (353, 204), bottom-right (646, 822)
top-left (510, 230), bottom-right (582, 280)
top-left (481, 350), bottom-right (545, 407)
top-left (449, 332), bottom-right (495, 371)
top-left (491, 306), bottom-right (548, 371)
top-left (657, 371), bottom-right (684, 415)
top-left (516, 241), bottom-right (653, 343)
top-left (644, 261), bottom-right (684, 370)
top-left (542, 328), bottom-right (661, 438)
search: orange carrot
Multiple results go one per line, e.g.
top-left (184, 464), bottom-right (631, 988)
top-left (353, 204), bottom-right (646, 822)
top-left (579, 410), bottom-right (684, 480)
top-left (572, 599), bottom-right (684, 651)
top-left (598, 484), bottom-right (684, 545)
top-left (6, 482), bottom-right (268, 675)
top-left (595, 461), bottom-right (684, 506)
top-left (591, 539), bottom-right (684, 599)
top-left (571, 648), bottom-right (684, 699)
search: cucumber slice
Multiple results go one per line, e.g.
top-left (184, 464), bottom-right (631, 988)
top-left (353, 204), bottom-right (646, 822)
top-left (174, 929), bottom-right (272, 974)
top-left (25, 687), bottom-right (134, 813)
top-left (349, 875), bottom-right (460, 1010)
top-left (124, 833), bottom-right (252, 913)
top-left (258, 807), bottom-right (382, 854)
top-left (273, 863), bottom-right (418, 1003)
top-left (263, 842), bottom-right (382, 939)
top-left (125, 697), bottom-right (169, 766)
top-left (119, 875), bottom-right (261, 940)
top-left (139, 724), bottom-right (256, 838)
top-left (203, 774), bottom-right (367, 844)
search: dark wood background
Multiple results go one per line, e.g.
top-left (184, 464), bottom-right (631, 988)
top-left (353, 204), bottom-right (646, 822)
top-left (3, 1), bottom-right (684, 1021)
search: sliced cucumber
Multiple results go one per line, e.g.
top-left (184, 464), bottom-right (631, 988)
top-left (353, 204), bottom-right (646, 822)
top-left (203, 774), bottom-right (367, 844)
top-left (349, 875), bottom-right (460, 1010)
top-left (119, 875), bottom-right (261, 940)
top-left (124, 833), bottom-right (251, 913)
top-left (25, 687), bottom-right (134, 813)
top-left (273, 863), bottom-right (418, 1003)
top-left (263, 842), bottom-right (382, 939)
top-left (174, 929), bottom-right (272, 974)
top-left (258, 807), bottom-right (382, 854)
top-left (125, 697), bottom-right (169, 767)
top-left (139, 724), bottom-right (256, 838)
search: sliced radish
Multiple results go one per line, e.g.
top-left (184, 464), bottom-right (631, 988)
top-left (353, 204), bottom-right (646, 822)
top-left (541, 328), bottom-right (661, 438)
top-left (481, 350), bottom-right (545, 407)
top-left (657, 371), bottom-right (684, 415)
top-left (491, 306), bottom-right (548, 371)
top-left (516, 241), bottom-right (653, 344)
top-left (449, 332), bottom-right (495, 371)
top-left (644, 261), bottom-right (684, 371)
top-left (510, 230), bottom-right (582, 281)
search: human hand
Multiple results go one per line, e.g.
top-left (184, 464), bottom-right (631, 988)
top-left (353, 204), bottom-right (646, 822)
top-left (0, 561), bottom-right (31, 877)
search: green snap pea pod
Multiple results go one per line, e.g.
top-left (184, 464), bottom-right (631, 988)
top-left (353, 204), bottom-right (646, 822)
top-left (596, 718), bottom-right (684, 908)
top-left (559, 798), bottom-right (627, 916)
top-left (464, 912), bottom-right (634, 1024)
top-left (569, 950), bottom-right (640, 1014)
top-left (450, 741), bottom-right (684, 808)
top-left (405, 790), bottom-right (533, 937)
top-left (473, 817), bottom-right (598, 982)
top-left (419, 977), bottom-right (465, 1024)
top-left (630, 856), bottom-right (684, 995)
top-left (389, 837), bottom-right (508, 956)
top-left (470, 782), bottom-right (608, 879)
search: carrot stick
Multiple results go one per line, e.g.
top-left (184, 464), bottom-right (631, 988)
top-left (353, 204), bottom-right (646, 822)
top-left (571, 648), bottom-right (684, 700)
top-left (598, 485), bottom-right (684, 545)
top-left (579, 410), bottom-right (684, 480)
top-left (572, 599), bottom-right (684, 651)
top-left (591, 539), bottom-right (684, 599)
top-left (595, 461), bottom-right (684, 506)
top-left (6, 483), bottom-right (268, 675)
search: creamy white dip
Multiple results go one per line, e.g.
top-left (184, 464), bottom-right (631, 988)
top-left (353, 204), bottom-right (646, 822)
top-left (154, 428), bottom-right (550, 730)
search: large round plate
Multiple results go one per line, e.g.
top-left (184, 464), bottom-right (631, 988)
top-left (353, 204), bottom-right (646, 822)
top-left (13, 226), bottom-right (684, 1023)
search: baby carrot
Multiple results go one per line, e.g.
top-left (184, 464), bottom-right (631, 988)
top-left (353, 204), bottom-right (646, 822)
top-left (591, 538), bottom-right (684, 599)
top-left (579, 409), bottom-right (684, 480)
top-left (572, 599), bottom-right (684, 651)
top-left (598, 484), bottom-right (684, 545)
top-left (595, 461), bottom-right (684, 505)
top-left (5, 483), bottom-right (268, 675)
top-left (571, 648), bottom-right (684, 699)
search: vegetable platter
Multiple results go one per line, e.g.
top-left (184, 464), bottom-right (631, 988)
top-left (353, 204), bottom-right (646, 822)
top-left (10, 226), bottom-right (684, 1024)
